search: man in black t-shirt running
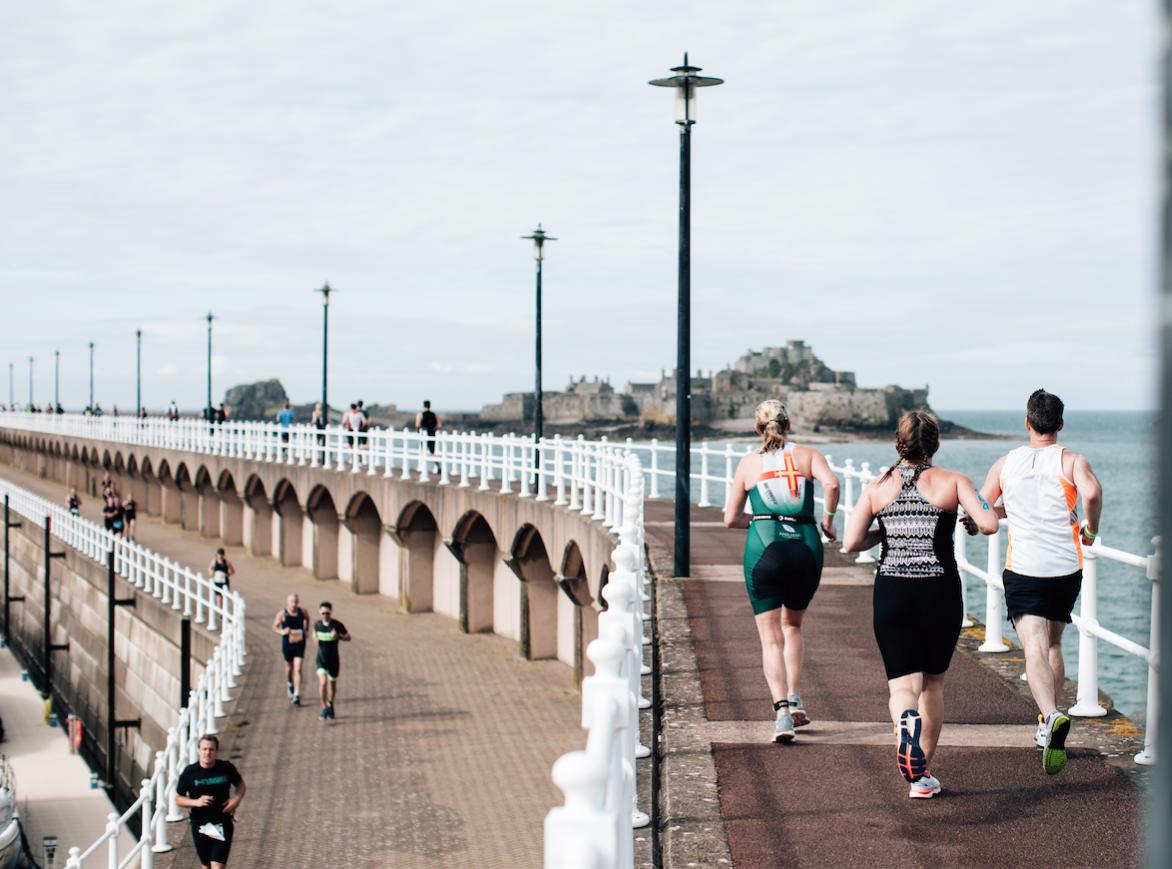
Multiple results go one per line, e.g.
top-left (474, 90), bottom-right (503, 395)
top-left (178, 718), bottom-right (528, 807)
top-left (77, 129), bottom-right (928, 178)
top-left (175, 734), bottom-right (246, 869)
top-left (314, 601), bottom-right (351, 720)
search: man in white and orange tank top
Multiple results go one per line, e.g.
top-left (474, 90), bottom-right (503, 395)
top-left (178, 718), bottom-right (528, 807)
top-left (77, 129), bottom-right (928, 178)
top-left (979, 389), bottom-right (1102, 776)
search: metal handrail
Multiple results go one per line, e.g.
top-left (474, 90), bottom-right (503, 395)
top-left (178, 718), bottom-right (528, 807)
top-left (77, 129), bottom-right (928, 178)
top-left (0, 475), bottom-right (247, 868)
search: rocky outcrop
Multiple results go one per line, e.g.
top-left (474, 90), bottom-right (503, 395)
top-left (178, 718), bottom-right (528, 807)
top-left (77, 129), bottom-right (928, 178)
top-left (223, 379), bottom-right (288, 420)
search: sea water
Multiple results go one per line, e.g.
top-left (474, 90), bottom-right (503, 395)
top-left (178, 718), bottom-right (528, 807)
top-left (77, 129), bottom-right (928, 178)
top-left (643, 410), bottom-right (1158, 721)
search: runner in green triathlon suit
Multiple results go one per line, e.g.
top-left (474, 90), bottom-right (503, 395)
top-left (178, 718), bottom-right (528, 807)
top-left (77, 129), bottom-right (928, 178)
top-left (314, 602), bottom-right (351, 720)
top-left (724, 400), bottom-right (840, 743)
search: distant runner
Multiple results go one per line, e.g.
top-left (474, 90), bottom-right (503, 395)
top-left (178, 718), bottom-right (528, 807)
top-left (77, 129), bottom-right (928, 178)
top-left (273, 593), bottom-right (309, 706)
top-left (67, 489), bottom-right (81, 517)
top-left (122, 495), bottom-right (137, 541)
top-left (276, 401), bottom-right (295, 460)
top-left (845, 411), bottom-right (998, 798)
top-left (314, 602), bottom-right (350, 720)
top-left (722, 401), bottom-right (840, 743)
top-left (978, 389), bottom-right (1102, 775)
top-left (208, 548), bottom-right (235, 604)
top-left (175, 734), bottom-right (246, 869)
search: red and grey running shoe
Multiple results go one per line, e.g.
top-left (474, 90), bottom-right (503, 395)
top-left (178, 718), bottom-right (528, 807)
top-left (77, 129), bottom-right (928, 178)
top-left (909, 772), bottom-right (941, 799)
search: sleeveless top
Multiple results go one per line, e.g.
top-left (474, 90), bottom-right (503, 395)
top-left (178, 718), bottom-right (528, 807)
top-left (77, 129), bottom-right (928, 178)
top-left (1000, 444), bottom-right (1082, 576)
top-left (281, 608), bottom-right (307, 646)
top-left (748, 443), bottom-right (815, 521)
top-left (212, 557), bottom-right (230, 587)
top-left (876, 465), bottom-right (959, 580)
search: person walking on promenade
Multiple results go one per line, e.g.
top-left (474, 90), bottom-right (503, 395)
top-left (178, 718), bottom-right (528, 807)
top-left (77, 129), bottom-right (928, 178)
top-left (102, 493), bottom-right (119, 535)
top-left (844, 411), bottom-right (998, 798)
top-left (273, 593), bottom-right (309, 706)
top-left (314, 601), bottom-right (350, 720)
top-left (276, 401), bottom-right (295, 460)
top-left (209, 548), bottom-right (235, 605)
top-left (175, 734), bottom-right (246, 869)
top-left (722, 400), bottom-right (840, 743)
top-left (122, 494), bottom-right (137, 541)
top-left (168, 400), bottom-right (179, 422)
top-left (312, 402), bottom-right (327, 464)
top-left (977, 389), bottom-right (1102, 775)
top-left (416, 400), bottom-right (442, 471)
top-left (67, 489), bottom-right (81, 517)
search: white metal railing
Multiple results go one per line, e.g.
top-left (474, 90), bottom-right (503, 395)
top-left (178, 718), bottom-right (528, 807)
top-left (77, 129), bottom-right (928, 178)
top-left (545, 453), bottom-right (650, 869)
top-left (953, 517), bottom-right (1161, 766)
top-left (0, 476), bottom-right (248, 868)
top-left (0, 413), bottom-right (638, 532)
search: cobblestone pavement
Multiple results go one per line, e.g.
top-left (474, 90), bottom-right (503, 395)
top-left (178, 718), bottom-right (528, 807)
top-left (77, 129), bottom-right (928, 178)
top-left (3, 465), bottom-right (583, 868)
top-left (643, 500), bottom-right (1147, 868)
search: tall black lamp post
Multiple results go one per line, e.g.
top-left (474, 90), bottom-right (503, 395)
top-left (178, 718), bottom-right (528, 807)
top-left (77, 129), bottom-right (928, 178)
top-left (7, 363), bottom-right (12, 409)
top-left (205, 312), bottom-right (215, 421)
top-left (27, 357), bottom-right (33, 410)
top-left (650, 53), bottom-right (723, 578)
top-left (88, 341), bottom-right (94, 411)
top-left (53, 350), bottom-right (60, 410)
top-left (135, 330), bottom-right (142, 416)
top-left (313, 283), bottom-right (335, 419)
top-left (521, 225), bottom-right (557, 443)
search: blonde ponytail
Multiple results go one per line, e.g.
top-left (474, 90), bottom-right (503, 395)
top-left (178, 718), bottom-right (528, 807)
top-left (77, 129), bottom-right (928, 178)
top-left (754, 400), bottom-right (790, 453)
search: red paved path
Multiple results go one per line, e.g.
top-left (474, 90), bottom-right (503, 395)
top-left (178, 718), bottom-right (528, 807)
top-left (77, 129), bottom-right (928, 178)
top-left (644, 500), bottom-right (1145, 868)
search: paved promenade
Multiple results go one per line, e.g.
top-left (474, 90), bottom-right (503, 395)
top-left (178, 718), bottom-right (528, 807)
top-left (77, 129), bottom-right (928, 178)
top-left (645, 501), bottom-right (1147, 868)
top-left (3, 465), bottom-right (583, 868)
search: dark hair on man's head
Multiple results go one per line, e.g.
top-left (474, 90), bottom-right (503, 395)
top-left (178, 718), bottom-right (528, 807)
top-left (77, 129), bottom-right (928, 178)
top-left (1026, 389), bottom-right (1064, 435)
top-left (423, 400), bottom-right (431, 409)
top-left (199, 734), bottom-right (219, 748)
top-left (216, 547), bottom-right (225, 555)
top-left (320, 601), bottom-right (332, 610)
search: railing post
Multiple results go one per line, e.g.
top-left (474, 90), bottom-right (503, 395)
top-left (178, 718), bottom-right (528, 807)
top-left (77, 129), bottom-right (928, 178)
top-left (978, 527), bottom-right (1009, 653)
top-left (1069, 546), bottom-right (1107, 715)
top-left (954, 518), bottom-right (974, 628)
top-left (140, 777), bottom-right (155, 868)
top-left (648, 439), bottom-right (660, 499)
top-left (569, 438), bottom-right (582, 510)
top-left (152, 751), bottom-right (172, 852)
top-left (698, 443), bottom-right (710, 507)
top-left (105, 810), bottom-right (119, 869)
top-left (537, 436), bottom-right (550, 502)
top-left (1136, 537), bottom-right (1160, 764)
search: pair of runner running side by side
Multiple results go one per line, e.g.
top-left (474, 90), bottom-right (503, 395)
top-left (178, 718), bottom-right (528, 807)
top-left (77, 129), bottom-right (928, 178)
top-left (724, 390), bottom-right (1101, 799)
top-left (272, 594), bottom-right (351, 719)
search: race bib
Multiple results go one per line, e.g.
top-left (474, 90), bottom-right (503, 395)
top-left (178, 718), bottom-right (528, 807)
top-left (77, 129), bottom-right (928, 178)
top-left (287, 629), bottom-right (304, 644)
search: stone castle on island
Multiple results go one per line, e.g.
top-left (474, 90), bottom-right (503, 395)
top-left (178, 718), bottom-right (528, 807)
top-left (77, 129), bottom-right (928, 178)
top-left (481, 340), bottom-right (932, 433)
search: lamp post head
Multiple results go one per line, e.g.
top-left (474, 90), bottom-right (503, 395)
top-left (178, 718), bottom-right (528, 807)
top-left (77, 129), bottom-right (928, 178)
top-left (521, 223), bottom-right (558, 262)
top-left (648, 52), bottom-right (724, 126)
top-left (314, 282), bottom-right (335, 306)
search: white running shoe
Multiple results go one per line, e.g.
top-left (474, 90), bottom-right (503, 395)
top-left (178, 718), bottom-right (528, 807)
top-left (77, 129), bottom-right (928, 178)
top-left (788, 693), bottom-right (810, 728)
top-left (1034, 714), bottom-right (1047, 749)
top-left (909, 773), bottom-right (941, 799)
top-left (772, 710), bottom-right (795, 743)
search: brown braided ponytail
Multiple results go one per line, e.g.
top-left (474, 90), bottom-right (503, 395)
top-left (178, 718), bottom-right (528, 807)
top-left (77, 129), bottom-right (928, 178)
top-left (880, 411), bottom-right (940, 481)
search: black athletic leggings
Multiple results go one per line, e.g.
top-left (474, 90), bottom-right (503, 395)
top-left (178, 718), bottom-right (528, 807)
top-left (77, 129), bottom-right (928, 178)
top-left (872, 573), bottom-right (963, 680)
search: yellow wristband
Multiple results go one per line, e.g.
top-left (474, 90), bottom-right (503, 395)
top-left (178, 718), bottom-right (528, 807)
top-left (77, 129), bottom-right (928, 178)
top-left (1082, 522), bottom-right (1097, 540)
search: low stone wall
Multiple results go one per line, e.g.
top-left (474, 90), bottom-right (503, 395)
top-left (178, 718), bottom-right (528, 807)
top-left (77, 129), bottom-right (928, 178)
top-left (3, 514), bottom-right (215, 806)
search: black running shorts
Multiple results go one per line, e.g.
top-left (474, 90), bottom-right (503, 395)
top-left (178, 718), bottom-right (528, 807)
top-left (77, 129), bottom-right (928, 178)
top-left (748, 539), bottom-right (822, 614)
top-left (873, 574), bottom-right (963, 680)
top-left (282, 642), bottom-right (306, 663)
top-left (191, 818), bottom-right (233, 865)
top-left (1003, 569), bottom-right (1082, 623)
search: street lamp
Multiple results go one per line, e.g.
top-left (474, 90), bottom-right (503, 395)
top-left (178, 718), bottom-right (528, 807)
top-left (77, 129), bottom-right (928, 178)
top-left (135, 330), bottom-right (142, 417)
top-left (88, 341), bottom-right (94, 411)
top-left (313, 283), bottom-right (335, 419)
top-left (54, 350), bottom-right (60, 411)
top-left (7, 362), bottom-right (12, 410)
top-left (27, 356), bottom-right (33, 410)
top-left (650, 53), bottom-right (723, 578)
top-left (205, 312), bottom-right (215, 421)
top-left (521, 225), bottom-right (557, 445)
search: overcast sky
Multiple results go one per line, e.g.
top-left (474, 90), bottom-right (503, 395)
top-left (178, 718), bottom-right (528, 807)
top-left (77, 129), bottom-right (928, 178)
top-left (0, 1), bottom-right (1160, 413)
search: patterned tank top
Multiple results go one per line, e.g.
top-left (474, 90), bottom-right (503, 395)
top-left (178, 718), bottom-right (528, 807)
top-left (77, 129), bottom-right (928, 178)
top-left (876, 465), bottom-right (959, 580)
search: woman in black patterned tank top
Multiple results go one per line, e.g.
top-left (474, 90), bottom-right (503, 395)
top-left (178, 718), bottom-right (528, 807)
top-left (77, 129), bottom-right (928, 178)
top-left (845, 412), bottom-right (998, 799)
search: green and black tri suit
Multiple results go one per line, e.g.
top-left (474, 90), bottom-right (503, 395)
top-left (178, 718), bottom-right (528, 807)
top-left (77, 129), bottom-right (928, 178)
top-left (742, 444), bottom-right (824, 615)
top-left (315, 619), bottom-right (348, 681)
